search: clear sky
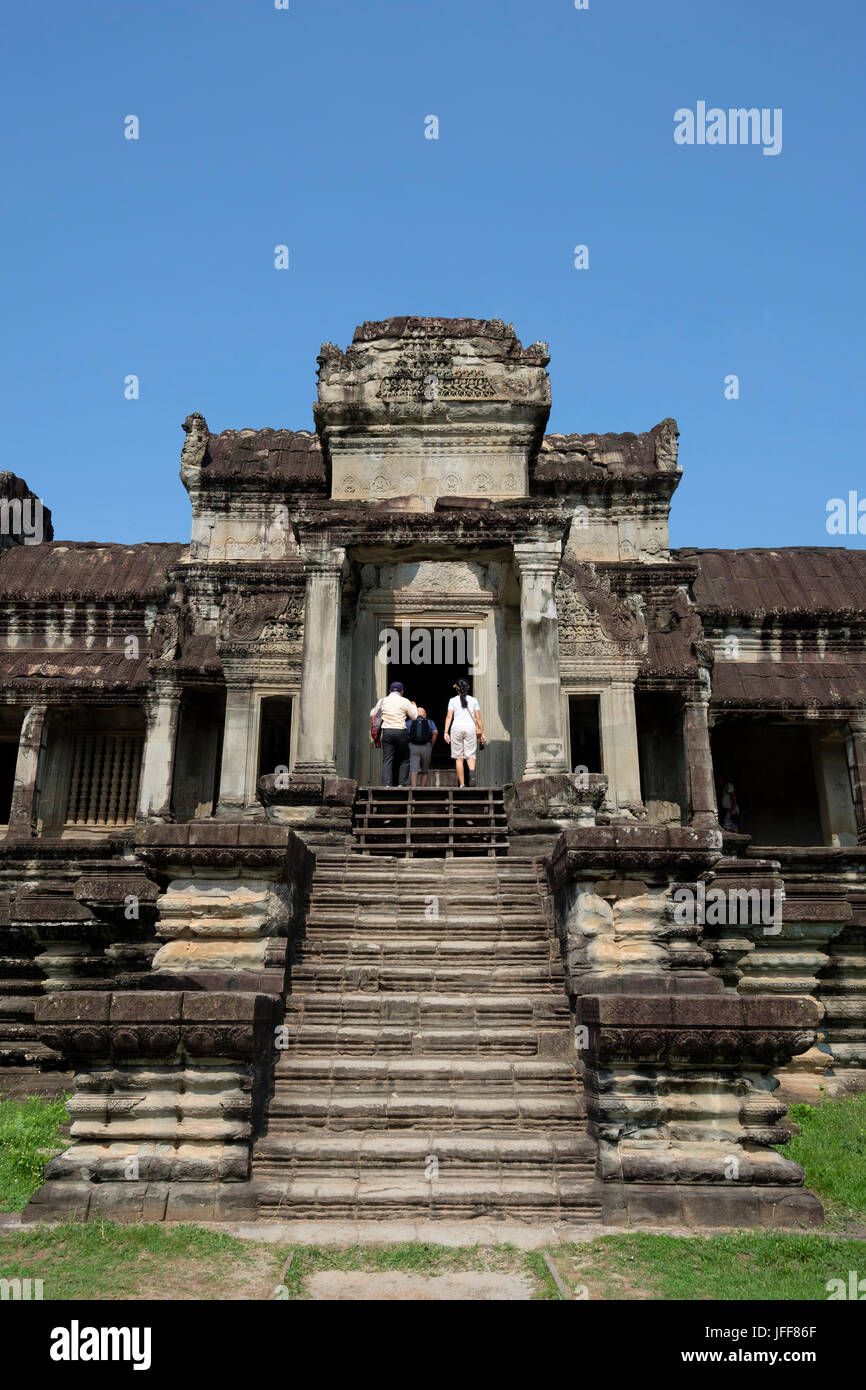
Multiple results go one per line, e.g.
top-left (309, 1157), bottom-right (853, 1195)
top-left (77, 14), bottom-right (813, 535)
top-left (2, 0), bottom-right (863, 550)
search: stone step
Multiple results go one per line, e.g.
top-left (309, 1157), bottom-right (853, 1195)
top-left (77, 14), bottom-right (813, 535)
top-left (0, 1039), bottom-right (63, 1066)
top-left (271, 1056), bottom-right (579, 1092)
top-left (255, 1175), bottom-right (601, 1220)
top-left (312, 859), bottom-right (539, 879)
top-left (253, 1132), bottom-right (595, 1176)
top-left (262, 1091), bottom-right (584, 1130)
top-left (304, 914), bottom-right (549, 938)
top-left (0, 997), bottom-right (38, 1021)
top-left (311, 887), bottom-right (538, 903)
top-left (291, 964), bottom-right (564, 994)
top-left (284, 992), bottom-right (570, 1028)
top-left (313, 860), bottom-right (539, 878)
top-left (294, 939), bottom-right (557, 968)
top-left (280, 1025), bottom-right (555, 1056)
top-left (308, 892), bottom-right (545, 911)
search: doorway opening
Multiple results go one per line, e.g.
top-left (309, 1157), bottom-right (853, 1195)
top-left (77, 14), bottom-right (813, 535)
top-left (171, 688), bottom-right (225, 822)
top-left (386, 626), bottom-right (472, 770)
top-left (258, 697), bottom-right (293, 779)
top-left (568, 695), bottom-right (602, 775)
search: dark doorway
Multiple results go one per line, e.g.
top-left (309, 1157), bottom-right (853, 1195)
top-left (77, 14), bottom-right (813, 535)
top-left (710, 720), bottom-right (825, 845)
top-left (636, 691), bottom-right (688, 825)
top-left (387, 626), bottom-right (471, 769)
top-left (171, 689), bottom-right (225, 822)
top-left (258, 697), bottom-right (293, 778)
top-left (568, 696), bottom-right (602, 774)
top-left (0, 740), bottom-right (17, 823)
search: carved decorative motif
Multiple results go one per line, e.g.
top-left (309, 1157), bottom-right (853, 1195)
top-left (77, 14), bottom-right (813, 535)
top-left (556, 559), bottom-right (647, 660)
top-left (219, 592), bottom-right (303, 652)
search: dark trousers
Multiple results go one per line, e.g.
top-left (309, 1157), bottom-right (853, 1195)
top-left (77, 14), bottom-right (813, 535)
top-left (381, 729), bottom-right (410, 786)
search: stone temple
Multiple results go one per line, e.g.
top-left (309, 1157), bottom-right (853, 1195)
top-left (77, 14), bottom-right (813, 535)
top-left (2, 316), bottom-right (865, 1228)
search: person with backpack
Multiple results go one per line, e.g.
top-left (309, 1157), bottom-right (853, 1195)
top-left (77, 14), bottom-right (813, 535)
top-left (443, 679), bottom-right (485, 788)
top-left (370, 681), bottom-right (417, 786)
top-left (406, 706), bottom-right (438, 787)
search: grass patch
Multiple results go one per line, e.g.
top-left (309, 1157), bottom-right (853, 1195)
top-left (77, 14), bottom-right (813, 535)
top-left (559, 1231), bottom-right (866, 1301)
top-left (781, 1094), bottom-right (866, 1225)
top-left (0, 1094), bottom-right (68, 1212)
top-left (0, 1220), bottom-right (282, 1300)
top-left (0, 1225), bottom-right (864, 1300)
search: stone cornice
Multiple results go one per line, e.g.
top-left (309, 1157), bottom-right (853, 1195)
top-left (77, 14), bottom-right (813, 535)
top-left (35, 989), bottom-right (282, 1062)
top-left (577, 992), bottom-right (820, 1067)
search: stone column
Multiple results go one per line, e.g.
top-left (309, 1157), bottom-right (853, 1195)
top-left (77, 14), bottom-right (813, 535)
top-left (847, 717), bottom-right (866, 845)
top-left (601, 682), bottom-right (643, 812)
top-left (292, 541), bottom-right (345, 779)
top-left (512, 538), bottom-right (568, 778)
top-left (137, 686), bottom-right (181, 822)
top-left (684, 697), bottom-right (719, 829)
top-left (215, 682), bottom-right (255, 817)
top-left (6, 703), bottom-right (48, 840)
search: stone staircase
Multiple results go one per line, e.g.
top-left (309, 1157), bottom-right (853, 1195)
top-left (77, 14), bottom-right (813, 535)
top-left (252, 851), bottom-right (600, 1221)
top-left (352, 786), bottom-right (508, 857)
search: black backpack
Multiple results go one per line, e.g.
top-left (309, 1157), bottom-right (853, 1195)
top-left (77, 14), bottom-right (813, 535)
top-left (409, 716), bottom-right (431, 744)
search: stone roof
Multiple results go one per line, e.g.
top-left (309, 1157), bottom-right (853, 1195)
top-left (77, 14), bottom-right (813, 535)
top-left (0, 650), bottom-right (152, 690)
top-left (349, 317), bottom-right (549, 361)
top-left (0, 542), bottom-right (184, 601)
top-left (679, 547), bottom-right (866, 618)
top-left (0, 472), bottom-right (53, 549)
top-left (534, 419), bottom-right (680, 486)
top-left (195, 428), bottom-right (326, 488)
top-left (711, 659), bottom-right (866, 711)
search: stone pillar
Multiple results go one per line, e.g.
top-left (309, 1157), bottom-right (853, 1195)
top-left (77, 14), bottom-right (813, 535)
top-left (601, 681), bottom-right (643, 813)
top-left (814, 730), bottom-right (858, 846)
top-left (6, 703), bottom-right (48, 841)
top-left (292, 541), bottom-right (345, 779)
top-left (137, 686), bottom-right (181, 822)
top-left (215, 683), bottom-right (255, 816)
top-left (847, 717), bottom-right (866, 845)
top-left (684, 697), bottom-right (719, 829)
top-left (512, 538), bottom-right (568, 778)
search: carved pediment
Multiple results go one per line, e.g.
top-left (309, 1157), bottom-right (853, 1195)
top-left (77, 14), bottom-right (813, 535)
top-left (556, 560), bottom-right (647, 660)
top-left (218, 592), bottom-right (304, 654)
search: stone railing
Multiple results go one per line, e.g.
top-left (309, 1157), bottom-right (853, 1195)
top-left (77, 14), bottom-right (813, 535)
top-left (546, 824), bottom-right (825, 1226)
top-left (577, 990), bottom-right (822, 1226)
top-left (136, 822), bottom-right (312, 994)
top-left (27, 989), bottom-right (281, 1222)
top-left (24, 824), bottom-right (313, 1220)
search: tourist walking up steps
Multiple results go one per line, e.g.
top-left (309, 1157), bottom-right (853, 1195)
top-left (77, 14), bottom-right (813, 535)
top-left (443, 679), bottom-right (485, 788)
top-left (407, 706), bottom-right (438, 787)
top-left (371, 682), bottom-right (417, 786)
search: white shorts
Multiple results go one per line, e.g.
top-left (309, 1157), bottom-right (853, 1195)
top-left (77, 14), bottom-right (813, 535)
top-left (450, 724), bottom-right (477, 759)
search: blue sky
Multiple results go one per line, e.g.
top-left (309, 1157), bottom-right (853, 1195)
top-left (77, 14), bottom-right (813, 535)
top-left (2, 0), bottom-right (863, 549)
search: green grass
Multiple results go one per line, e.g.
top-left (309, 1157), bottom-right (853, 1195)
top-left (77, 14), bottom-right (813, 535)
top-left (560, 1232), bottom-right (866, 1301)
top-left (0, 1094), bottom-right (69, 1212)
top-left (781, 1094), bottom-right (866, 1224)
top-left (0, 1220), bottom-right (268, 1300)
top-left (0, 1224), bottom-right (864, 1300)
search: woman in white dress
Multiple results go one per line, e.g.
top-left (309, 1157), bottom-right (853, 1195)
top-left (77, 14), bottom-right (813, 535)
top-left (443, 679), bottom-right (485, 788)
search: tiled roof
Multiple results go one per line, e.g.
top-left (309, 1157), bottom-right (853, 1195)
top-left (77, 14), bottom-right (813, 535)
top-left (677, 547), bottom-right (866, 617)
top-left (0, 542), bottom-right (184, 600)
top-left (201, 429), bottom-right (326, 487)
top-left (0, 650), bottom-right (151, 688)
top-left (535, 420), bottom-right (679, 485)
top-left (711, 659), bottom-right (866, 709)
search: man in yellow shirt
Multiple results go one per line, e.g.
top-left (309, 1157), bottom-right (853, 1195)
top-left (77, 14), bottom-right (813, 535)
top-left (370, 681), bottom-right (418, 786)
